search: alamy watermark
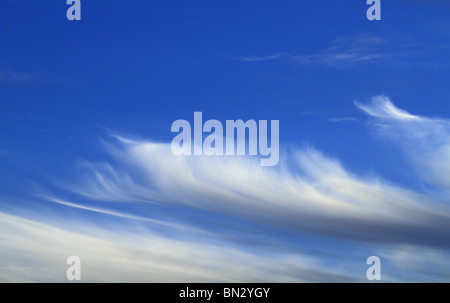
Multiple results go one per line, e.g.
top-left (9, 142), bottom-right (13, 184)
top-left (66, 0), bottom-right (81, 21)
top-left (66, 1), bottom-right (381, 22)
top-left (366, 0), bottom-right (381, 21)
top-left (366, 256), bottom-right (381, 280)
top-left (66, 256), bottom-right (81, 281)
top-left (171, 112), bottom-right (279, 166)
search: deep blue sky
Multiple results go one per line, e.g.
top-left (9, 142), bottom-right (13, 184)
top-left (2, 1), bottom-right (450, 190)
top-left (1, 1), bottom-right (450, 282)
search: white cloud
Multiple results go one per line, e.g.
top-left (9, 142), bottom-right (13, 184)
top-left (293, 48), bottom-right (384, 66)
top-left (375, 244), bottom-right (450, 282)
top-left (51, 133), bottom-right (450, 250)
top-left (2, 95), bottom-right (450, 282)
top-left (328, 117), bottom-right (358, 122)
top-left (233, 35), bottom-right (416, 67)
top-left (356, 95), bottom-right (450, 191)
top-left (0, 211), bottom-right (355, 282)
top-left (355, 95), bottom-right (420, 121)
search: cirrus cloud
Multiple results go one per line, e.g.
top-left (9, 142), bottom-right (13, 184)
top-left (1, 95), bottom-right (449, 282)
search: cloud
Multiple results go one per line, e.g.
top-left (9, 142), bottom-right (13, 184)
top-left (59, 136), bottom-right (449, 246)
top-left (0, 70), bottom-right (34, 84)
top-left (376, 244), bottom-right (450, 282)
top-left (234, 35), bottom-right (416, 67)
top-left (328, 117), bottom-right (358, 122)
top-left (296, 35), bottom-right (390, 66)
top-left (2, 95), bottom-right (450, 282)
top-left (0, 210), bottom-right (359, 282)
top-left (293, 48), bottom-right (384, 66)
top-left (355, 96), bottom-right (420, 121)
top-left (356, 95), bottom-right (450, 191)
top-left (232, 52), bottom-right (287, 62)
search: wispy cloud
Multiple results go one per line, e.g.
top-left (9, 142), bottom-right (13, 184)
top-left (59, 138), bottom-right (449, 248)
top-left (0, 211), bottom-right (349, 282)
top-left (328, 117), bottom-right (358, 122)
top-left (293, 35), bottom-right (388, 66)
top-left (0, 70), bottom-right (34, 84)
top-left (234, 35), bottom-right (417, 67)
top-left (232, 52), bottom-right (287, 62)
top-left (356, 95), bottom-right (450, 191)
top-left (355, 96), bottom-right (421, 121)
top-left (1, 95), bottom-right (450, 282)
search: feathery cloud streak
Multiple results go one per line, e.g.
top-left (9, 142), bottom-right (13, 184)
top-left (233, 35), bottom-right (416, 67)
top-left (1, 95), bottom-right (449, 282)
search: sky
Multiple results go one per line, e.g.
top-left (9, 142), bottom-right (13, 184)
top-left (1, 0), bottom-right (450, 282)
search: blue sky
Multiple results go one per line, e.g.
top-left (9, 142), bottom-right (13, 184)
top-left (1, 1), bottom-right (450, 282)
